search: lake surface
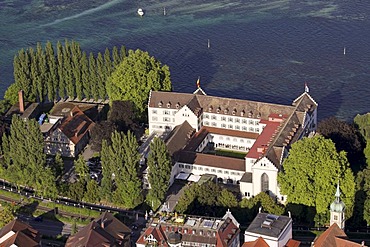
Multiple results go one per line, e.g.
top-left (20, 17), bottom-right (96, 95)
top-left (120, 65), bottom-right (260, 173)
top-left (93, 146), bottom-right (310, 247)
top-left (1, 0), bottom-right (370, 121)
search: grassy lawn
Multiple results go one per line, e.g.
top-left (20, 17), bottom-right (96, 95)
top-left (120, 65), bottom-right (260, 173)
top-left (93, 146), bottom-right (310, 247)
top-left (215, 149), bottom-right (247, 159)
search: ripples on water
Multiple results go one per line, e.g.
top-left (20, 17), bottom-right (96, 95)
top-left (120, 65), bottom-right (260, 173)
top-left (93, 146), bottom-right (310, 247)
top-left (0, 0), bottom-right (370, 121)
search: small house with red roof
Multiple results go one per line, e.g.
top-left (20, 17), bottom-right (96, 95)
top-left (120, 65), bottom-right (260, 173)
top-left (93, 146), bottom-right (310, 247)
top-left (148, 86), bottom-right (317, 201)
top-left (44, 106), bottom-right (95, 157)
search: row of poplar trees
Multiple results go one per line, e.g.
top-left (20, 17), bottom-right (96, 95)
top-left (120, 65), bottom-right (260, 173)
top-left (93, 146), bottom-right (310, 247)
top-left (11, 40), bottom-right (127, 102)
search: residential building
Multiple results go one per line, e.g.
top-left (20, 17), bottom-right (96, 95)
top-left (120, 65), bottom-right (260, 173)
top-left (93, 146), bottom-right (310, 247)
top-left (43, 106), bottom-right (94, 157)
top-left (0, 219), bottom-right (41, 247)
top-left (136, 211), bottom-right (240, 247)
top-left (244, 212), bottom-right (293, 247)
top-left (148, 87), bottom-right (317, 200)
top-left (66, 212), bottom-right (131, 247)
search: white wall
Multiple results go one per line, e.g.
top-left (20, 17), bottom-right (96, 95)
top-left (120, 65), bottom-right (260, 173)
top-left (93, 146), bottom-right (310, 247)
top-left (202, 112), bottom-right (263, 134)
top-left (148, 106), bottom-right (178, 135)
top-left (174, 106), bottom-right (198, 131)
top-left (252, 157), bottom-right (278, 197)
top-left (244, 220), bottom-right (292, 247)
top-left (175, 162), bottom-right (244, 184)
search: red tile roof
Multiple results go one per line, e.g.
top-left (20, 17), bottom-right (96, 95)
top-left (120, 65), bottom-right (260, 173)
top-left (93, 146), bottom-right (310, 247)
top-left (246, 120), bottom-right (281, 159)
top-left (0, 219), bottom-right (40, 247)
top-left (242, 237), bottom-right (269, 247)
top-left (178, 151), bottom-right (245, 171)
top-left (285, 239), bottom-right (301, 247)
top-left (58, 106), bottom-right (94, 144)
top-left (313, 223), bottom-right (363, 247)
top-left (136, 226), bottom-right (169, 247)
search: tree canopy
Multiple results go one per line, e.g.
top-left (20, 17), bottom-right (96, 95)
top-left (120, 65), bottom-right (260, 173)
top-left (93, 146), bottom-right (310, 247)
top-left (1, 115), bottom-right (57, 198)
top-left (146, 137), bottom-right (172, 210)
top-left (318, 116), bottom-right (365, 169)
top-left (100, 131), bottom-right (143, 209)
top-left (278, 135), bottom-right (355, 217)
top-left (107, 49), bottom-right (172, 116)
top-left (11, 40), bottom-right (128, 102)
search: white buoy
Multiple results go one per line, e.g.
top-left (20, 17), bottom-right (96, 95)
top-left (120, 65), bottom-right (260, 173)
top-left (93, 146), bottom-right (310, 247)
top-left (343, 47), bottom-right (346, 55)
top-left (137, 8), bottom-right (144, 17)
top-left (163, 7), bottom-right (166, 16)
top-left (208, 39), bottom-right (210, 49)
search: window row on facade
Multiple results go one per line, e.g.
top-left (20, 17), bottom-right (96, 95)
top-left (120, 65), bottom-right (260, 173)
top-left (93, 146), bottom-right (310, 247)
top-left (178, 164), bottom-right (242, 176)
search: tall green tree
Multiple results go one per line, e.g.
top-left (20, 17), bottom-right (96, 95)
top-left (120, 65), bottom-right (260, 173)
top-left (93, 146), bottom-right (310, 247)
top-left (278, 135), bottom-right (356, 219)
top-left (71, 41), bottom-right (83, 99)
top-left (218, 189), bottom-right (238, 208)
top-left (354, 113), bottom-right (370, 165)
top-left (111, 131), bottom-right (143, 209)
top-left (112, 46), bottom-right (120, 68)
top-left (45, 41), bottom-right (58, 100)
top-left (63, 40), bottom-right (75, 98)
top-left (107, 49), bottom-right (172, 116)
top-left (100, 139), bottom-right (113, 201)
top-left (0, 205), bottom-right (15, 228)
top-left (96, 52), bottom-right (105, 99)
top-left (75, 154), bottom-right (89, 183)
top-left (84, 179), bottom-right (100, 203)
top-left (100, 131), bottom-right (142, 208)
top-left (146, 137), bottom-right (172, 210)
top-left (88, 52), bottom-right (98, 100)
top-left (57, 41), bottom-right (66, 98)
top-left (3, 116), bottom-right (57, 194)
top-left (81, 52), bottom-right (90, 99)
top-left (104, 48), bottom-right (112, 77)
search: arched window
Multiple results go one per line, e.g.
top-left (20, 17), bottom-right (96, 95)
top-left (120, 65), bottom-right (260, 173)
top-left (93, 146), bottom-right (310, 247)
top-left (261, 173), bottom-right (269, 192)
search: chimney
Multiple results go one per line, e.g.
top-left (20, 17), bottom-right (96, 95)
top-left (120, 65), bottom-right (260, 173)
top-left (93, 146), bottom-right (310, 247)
top-left (288, 211), bottom-right (291, 218)
top-left (18, 90), bottom-right (24, 113)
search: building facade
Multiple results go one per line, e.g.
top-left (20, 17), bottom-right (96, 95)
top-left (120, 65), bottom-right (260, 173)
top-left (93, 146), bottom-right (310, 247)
top-left (244, 213), bottom-right (293, 247)
top-left (148, 87), bottom-right (317, 200)
top-left (43, 106), bottom-right (94, 157)
top-left (136, 211), bottom-right (240, 247)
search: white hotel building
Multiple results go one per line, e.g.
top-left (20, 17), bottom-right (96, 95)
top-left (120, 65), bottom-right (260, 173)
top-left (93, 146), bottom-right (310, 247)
top-left (148, 87), bottom-right (317, 201)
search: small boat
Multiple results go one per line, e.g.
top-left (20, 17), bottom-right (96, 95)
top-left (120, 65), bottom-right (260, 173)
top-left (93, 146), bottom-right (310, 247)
top-left (163, 7), bottom-right (166, 16)
top-left (343, 47), bottom-right (346, 55)
top-left (137, 8), bottom-right (144, 16)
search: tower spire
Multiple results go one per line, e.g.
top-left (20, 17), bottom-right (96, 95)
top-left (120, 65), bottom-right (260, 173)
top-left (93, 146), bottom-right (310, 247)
top-left (335, 181), bottom-right (341, 202)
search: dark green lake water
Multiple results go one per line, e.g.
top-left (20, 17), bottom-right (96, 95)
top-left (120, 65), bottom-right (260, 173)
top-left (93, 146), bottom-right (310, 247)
top-left (1, 0), bottom-right (370, 120)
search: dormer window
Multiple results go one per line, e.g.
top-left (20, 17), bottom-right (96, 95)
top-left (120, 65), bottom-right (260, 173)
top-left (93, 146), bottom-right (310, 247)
top-left (158, 101), bottom-right (163, 107)
top-left (184, 229), bottom-right (188, 234)
top-left (248, 111), bottom-right (253, 117)
top-left (224, 108), bottom-right (229, 114)
top-left (232, 109), bottom-right (236, 115)
top-left (167, 102), bottom-right (171, 108)
top-left (208, 106), bottom-right (213, 112)
top-left (192, 230), bottom-right (196, 234)
top-left (199, 230), bottom-right (203, 235)
top-left (176, 102), bottom-right (180, 109)
top-left (241, 110), bottom-right (245, 117)
top-left (217, 107), bottom-right (221, 113)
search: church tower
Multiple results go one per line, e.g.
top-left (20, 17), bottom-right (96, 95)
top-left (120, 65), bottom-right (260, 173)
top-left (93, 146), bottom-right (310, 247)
top-left (330, 182), bottom-right (346, 229)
